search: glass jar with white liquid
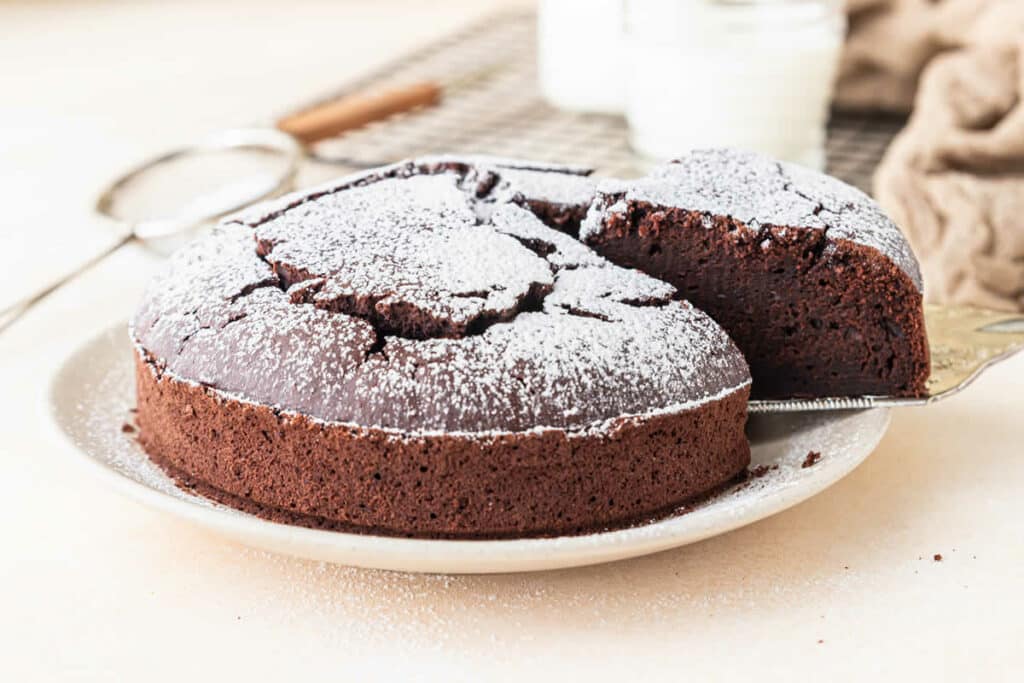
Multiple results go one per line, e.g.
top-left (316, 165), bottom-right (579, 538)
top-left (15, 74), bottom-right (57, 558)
top-left (538, 0), bottom-right (627, 114)
top-left (625, 0), bottom-right (845, 169)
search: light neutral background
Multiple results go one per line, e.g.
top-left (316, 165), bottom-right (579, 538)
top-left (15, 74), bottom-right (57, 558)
top-left (2, 1), bottom-right (1021, 680)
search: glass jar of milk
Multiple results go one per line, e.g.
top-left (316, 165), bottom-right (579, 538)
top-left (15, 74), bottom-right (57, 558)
top-left (625, 0), bottom-right (845, 169)
top-left (538, 0), bottom-right (627, 114)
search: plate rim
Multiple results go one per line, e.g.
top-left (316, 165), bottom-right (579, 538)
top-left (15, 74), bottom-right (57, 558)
top-left (45, 323), bottom-right (892, 574)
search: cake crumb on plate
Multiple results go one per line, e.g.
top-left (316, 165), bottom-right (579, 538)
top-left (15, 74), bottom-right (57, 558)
top-left (802, 451), bottom-right (822, 468)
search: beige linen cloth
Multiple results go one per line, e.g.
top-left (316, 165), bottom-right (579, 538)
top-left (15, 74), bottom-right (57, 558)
top-left (849, 1), bottom-right (1024, 311)
top-left (837, 0), bottom-right (1024, 113)
top-left (836, 0), bottom-right (941, 113)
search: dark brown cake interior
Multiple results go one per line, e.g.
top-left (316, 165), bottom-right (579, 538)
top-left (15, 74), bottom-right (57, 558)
top-left (590, 205), bottom-right (929, 398)
top-left (580, 149), bottom-right (930, 399)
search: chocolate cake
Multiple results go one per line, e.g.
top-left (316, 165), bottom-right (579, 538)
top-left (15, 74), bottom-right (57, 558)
top-left (131, 150), bottom-right (930, 539)
top-left (131, 160), bottom-right (752, 539)
top-left (580, 149), bottom-right (930, 398)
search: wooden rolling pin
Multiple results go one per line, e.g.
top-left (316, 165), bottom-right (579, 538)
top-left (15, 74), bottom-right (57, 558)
top-left (277, 81), bottom-right (442, 144)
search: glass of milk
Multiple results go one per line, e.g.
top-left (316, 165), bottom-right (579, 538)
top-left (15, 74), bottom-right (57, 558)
top-left (538, 0), bottom-right (627, 114)
top-left (624, 0), bottom-right (845, 169)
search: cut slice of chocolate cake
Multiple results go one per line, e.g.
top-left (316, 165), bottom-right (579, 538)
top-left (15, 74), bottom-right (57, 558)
top-left (578, 149), bottom-right (930, 399)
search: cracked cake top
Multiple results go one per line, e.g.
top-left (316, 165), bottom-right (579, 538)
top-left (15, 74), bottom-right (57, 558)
top-left (131, 159), bottom-right (750, 436)
top-left (581, 148), bottom-right (923, 289)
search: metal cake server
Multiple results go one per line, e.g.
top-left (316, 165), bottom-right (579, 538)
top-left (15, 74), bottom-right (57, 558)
top-left (749, 304), bottom-right (1024, 413)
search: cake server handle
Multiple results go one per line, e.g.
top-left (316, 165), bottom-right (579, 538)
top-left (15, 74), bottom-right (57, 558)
top-left (748, 304), bottom-right (1024, 413)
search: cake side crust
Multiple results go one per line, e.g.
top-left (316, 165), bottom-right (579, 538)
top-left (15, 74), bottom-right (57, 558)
top-left (134, 348), bottom-right (751, 540)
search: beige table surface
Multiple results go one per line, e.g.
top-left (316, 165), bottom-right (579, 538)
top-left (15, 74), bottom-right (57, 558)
top-left (2, 1), bottom-right (1022, 680)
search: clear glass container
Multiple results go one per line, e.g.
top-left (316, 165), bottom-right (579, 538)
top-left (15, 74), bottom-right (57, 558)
top-left (625, 0), bottom-right (846, 169)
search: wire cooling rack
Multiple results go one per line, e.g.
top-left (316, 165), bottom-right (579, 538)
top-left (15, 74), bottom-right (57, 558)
top-left (309, 12), bottom-right (905, 194)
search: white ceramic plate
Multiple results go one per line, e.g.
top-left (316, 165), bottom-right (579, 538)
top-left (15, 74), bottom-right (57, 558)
top-left (47, 325), bottom-right (891, 574)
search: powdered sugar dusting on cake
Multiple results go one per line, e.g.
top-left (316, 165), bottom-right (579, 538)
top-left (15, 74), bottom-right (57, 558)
top-left (490, 204), bottom-right (606, 270)
top-left (580, 148), bottom-right (922, 289)
top-left (488, 167), bottom-right (597, 209)
top-left (255, 175), bottom-right (555, 338)
top-left (413, 153), bottom-right (592, 177)
top-left (226, 154), bottom-right (593, 231)
top-left (132, 163), bottom-right (750, 435)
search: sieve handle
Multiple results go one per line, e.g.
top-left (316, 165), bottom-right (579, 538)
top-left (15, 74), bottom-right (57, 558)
top-left (0, 224), bottom-right (133, 335)
top-left (276, 81), bottom-right (442, 145)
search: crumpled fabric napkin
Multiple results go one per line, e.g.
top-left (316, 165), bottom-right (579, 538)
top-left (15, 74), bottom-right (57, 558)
top-left (836, 0), bottom-right (1024, 113)
top-left (836, 0), bottom-right (942, 113)
top-left (873, 1), bottom-right (1024, 311)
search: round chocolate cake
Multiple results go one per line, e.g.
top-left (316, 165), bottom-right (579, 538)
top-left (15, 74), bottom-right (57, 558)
top-left (131, 159), bottom-right (752, 539)
top-left (132, 150), bottom-right (930, 539)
